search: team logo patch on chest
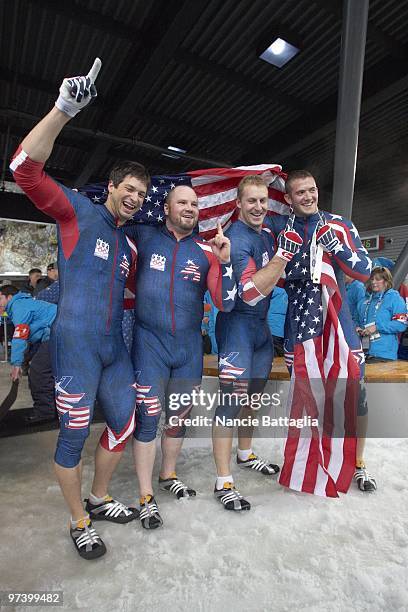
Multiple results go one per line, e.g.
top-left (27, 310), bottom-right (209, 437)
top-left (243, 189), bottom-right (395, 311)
top-left (262, 251), bottom-right (270, 267)
top-left (150, 253), bottom-right (166, 272)
top-left (181, 259), bottom-right (201, 282)
top-left (94, 238), bottom-right (110, 260)
top-left (119, 254), bottom-right (130, 277)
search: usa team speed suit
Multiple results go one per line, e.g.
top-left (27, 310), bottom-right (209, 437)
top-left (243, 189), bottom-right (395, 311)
top-left (215, 220), bottom-right (276, 422)
top-left (266, 211), bottom-right (372, 417)
top-left (125, 224), bottom-right (237, 441)
top-left (11, 147), bottom-right (138, 468)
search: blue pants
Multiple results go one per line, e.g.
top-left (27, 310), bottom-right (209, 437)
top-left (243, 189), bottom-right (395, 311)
top-left (51, 328), bottom-right (136, 468)
top-left (215, 312), bottom-right (274, 421)
top-left (132, 324), bottom-right (203, 442)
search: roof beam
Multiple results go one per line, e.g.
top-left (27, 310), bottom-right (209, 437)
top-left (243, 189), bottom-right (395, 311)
top-left (106, 0), bottom-right (209, 131)
top-left (313, 0), bottom-right (408, 59)
top-left (175, 50), bottom-right (310, 113)
top-left (26, 0), bottom-right (140, 40)
top-left (240, 55), bottom-right (408, 165)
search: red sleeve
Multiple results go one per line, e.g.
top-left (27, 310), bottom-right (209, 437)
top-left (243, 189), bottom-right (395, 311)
top-left (123, 237), bottom-right (137, 310)
top-left (10, 146), bottom-right (79, 258)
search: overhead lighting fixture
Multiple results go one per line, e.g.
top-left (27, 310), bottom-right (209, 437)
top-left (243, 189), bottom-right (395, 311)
top-left (161, 153), bottom-right (180, 159)
top-left (167, 145), bottom-right (187, 154)
top-left (259, 37), bottom-right (300, 68)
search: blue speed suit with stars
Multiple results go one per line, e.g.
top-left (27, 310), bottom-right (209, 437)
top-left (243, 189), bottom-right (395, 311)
top-left (215, 220), bottom-right (276, 421)
top-left (125, 224), bottom-right (237, 441)
top-left (11, 147), bottom-right (138, 468)
top-left (266, 211), bottom-right (372, 417)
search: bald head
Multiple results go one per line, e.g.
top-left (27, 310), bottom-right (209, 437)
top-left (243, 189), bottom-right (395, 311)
top-left (164, 185), bottom-right (199, 237)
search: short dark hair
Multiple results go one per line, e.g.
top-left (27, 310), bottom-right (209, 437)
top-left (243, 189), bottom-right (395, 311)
top-left (0, 285), bottom-right (19, 297)
top-left (108, 160), bottom-right (151, 190)
top-left (285, 170), bottom-right (315, 194)
top-left (47, 262), bottom-right (57, 271)
top-left (28, 268), bottom-right (42, 276)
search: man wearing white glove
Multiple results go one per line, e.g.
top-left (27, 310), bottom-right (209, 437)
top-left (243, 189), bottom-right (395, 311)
top-left (212, 174), bottom-right (303, 511)
top-left (10, 59), bottom-right (151, 559)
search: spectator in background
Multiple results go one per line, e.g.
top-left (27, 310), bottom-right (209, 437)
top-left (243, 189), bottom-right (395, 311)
top-left (34, 262), bottom-right (58, 296)
top-left (201, 301), bottom-right (212, 354)
top-left (267, 286), bottom-right (288, 357)
top-left (0, 285), bottom-right (57, 423)
top-left (344, 274), bottom-right (366, 328)
top-left (21, 268), bottom-right (42, 295)
top-left (203, 291), bottom-right (219, 354)
top-left (356, 267), bottom-right (407, 362)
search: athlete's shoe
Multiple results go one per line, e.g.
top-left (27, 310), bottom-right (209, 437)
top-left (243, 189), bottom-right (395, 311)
top-left (214, 482), bottom-right (251, 511)
top-left (237, 453), bottom-right (280, 475)
top-left (70, 518), bottom-right (106, 560)
top-left (139, 495), bottom-right (163, 529)
top-left (159, 473), bottom-right (196, 499)
top-left (85, 496), bottom-right (139, 523)
top-left (354, 466), bottom-right (377, 492)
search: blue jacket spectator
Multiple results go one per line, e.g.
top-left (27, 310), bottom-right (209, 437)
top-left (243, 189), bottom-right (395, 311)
top-left (2, 291), bottom-right (57, 365)
top-left (203, 291), bottom-right (219, 354)
top-left (356, 267), bottom-right (407, 361)
top-left (345, 277), bottom-right (366, 327)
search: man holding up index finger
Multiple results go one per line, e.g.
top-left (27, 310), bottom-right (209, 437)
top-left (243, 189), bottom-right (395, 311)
top-left (125, 187), bottom-right (237, 529)
top-left (10, 58), bottom-right (151, 559)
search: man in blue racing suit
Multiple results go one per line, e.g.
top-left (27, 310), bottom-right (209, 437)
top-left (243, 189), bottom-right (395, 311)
top-left (212, 174), bottom-right (304, 511)
top-left (126, 189), bottom-right (237, 528)
top-left (10, 58), bottom-right (150, 558)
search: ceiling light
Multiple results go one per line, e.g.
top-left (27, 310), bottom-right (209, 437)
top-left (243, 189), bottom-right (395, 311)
top-left (167, 145), bottom-right (187, 154)
top-left (259, 37), bottom-right (300, 68)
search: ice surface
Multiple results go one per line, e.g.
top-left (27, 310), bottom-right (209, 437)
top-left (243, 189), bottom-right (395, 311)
top-left (0, 427), bottom-right (407, 612)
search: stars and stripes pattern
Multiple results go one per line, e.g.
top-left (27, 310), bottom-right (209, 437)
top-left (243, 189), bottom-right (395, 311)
top-left (181, 259), bottom-right (201, 282)
top-left (279, 253), bottom-right (360, 498)
top-left (133, 382), bottom-right (161, 416)
top-left (80, 164), bottom-right (288, 240)
top-left (218, 354), bottom-right (246, 384)
top-left (56, 391), bottom-right (90, 429)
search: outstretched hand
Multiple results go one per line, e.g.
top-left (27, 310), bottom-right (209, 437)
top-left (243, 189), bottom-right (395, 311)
top-left (55, 57), bottom-right (102, 118)
top-left (209, 222), bottom-right (231, 264)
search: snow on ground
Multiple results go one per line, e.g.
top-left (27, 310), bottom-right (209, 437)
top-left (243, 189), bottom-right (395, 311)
top-left (0, 427), bottom-right (407, 612)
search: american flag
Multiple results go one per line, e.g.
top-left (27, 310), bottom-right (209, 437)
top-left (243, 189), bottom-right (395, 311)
top-left (279, 253), bottom-right (360, 498)
top-left (80, 164), bottom-right (288, 240)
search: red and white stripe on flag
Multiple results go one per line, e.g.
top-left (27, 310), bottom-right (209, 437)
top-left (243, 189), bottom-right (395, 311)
top-left (279, 254), bottom-right (360, 498)
top-left (189, 164), bottom-right (289, 240)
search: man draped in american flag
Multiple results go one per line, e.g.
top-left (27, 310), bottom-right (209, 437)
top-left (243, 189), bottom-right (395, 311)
top-left (266, 170), bottom-right (375, 497)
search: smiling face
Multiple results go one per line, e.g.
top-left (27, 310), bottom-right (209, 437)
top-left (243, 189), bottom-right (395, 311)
top-left (164, 186), bottom-right (199, 236)
top-left (105, 174), bottom-right (147, 225)
top-left (284, 176), bottom-right (319, 217)
top-left (237, 184), bottom-right (269, 231)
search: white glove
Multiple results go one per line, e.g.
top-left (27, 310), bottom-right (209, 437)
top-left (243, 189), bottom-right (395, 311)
top-left (276, 214), bottom-right (303, 262)
top-left (55, 58), bottom-right (102, 118)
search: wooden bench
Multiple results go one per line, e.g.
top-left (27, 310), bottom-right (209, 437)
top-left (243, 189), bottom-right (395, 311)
top-left (203, 355), bottom-right (408, 383)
